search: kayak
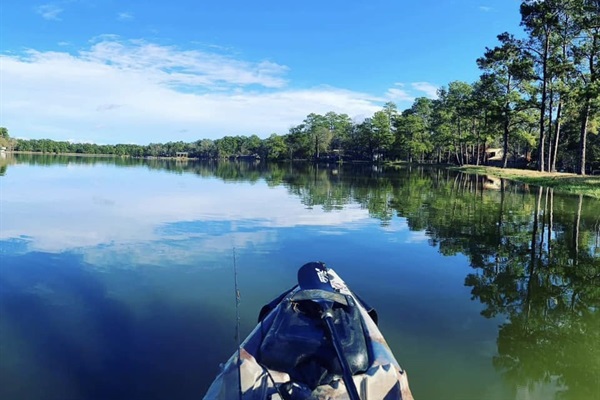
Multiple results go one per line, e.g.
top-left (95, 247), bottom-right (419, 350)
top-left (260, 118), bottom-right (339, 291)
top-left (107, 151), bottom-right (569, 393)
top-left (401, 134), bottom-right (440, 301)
top-left (203, 262), bottom-right (414, 400)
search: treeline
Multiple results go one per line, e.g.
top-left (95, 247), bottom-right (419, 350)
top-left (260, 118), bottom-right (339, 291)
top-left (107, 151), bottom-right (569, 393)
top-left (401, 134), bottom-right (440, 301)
top-left (11, 134), bottom-right (283, 159)
top-left (467, 0), bottom-right (600, 175)
top-left (0, 127), bottom-right (15, 149)
top-left (6, 0), bottom-right (600, 174)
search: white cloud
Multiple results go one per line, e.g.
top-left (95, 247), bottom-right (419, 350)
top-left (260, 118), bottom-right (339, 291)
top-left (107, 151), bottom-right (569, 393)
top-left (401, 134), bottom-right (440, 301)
top-left (0, 172), bottom-right (372, 253)
top-left (385, 81), bottom-right (439, 104)
top-left (479, 6), bottom-right (493, 12)
top-left (0, 39), bottom-right (382, 143)
top-left (80, 39), bottom-right (289, 89)
top-left (411, 82), bottom-right (439, 98)
top-left (385, 83), bottom-right (414, 102)
top-left (35, 4), bottom-right (63, 20)
top-left (96, 104), bottom-right (122, 111)
top-left (117, 12), bottom-right (134, 21)
top-left (406, 231), bottom-right (430, 243)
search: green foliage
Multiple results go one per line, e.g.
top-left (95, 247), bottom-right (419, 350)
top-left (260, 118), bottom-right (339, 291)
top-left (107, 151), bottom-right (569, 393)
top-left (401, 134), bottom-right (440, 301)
top-left (263, 133), bottom-right (288, 160)
top-left (303, 113), bottom-right (332, 159)
top-left (395, 98), bottom-right (433, 162)
top-left (370, 110), bottom-right (394, 159)
top-left (6, 0), bottom-right (599, 170)
top-left (0, 127), bottom-right (15, 149)
top-left (325, 111), bottom-right (353, 151)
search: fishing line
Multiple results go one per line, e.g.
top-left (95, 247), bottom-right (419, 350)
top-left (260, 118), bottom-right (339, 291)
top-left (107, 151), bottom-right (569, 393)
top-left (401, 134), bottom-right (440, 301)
top-left (232, 246), bottom-right (242, 399)
top-left (232, 246), bottom-right (286, 398)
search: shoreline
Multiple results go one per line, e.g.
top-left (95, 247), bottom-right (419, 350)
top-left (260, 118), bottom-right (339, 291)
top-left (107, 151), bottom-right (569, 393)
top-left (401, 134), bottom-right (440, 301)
top-left (6, 152), bottom-right (600, 199)
top-left (454, 165), bottom-right (600, 199)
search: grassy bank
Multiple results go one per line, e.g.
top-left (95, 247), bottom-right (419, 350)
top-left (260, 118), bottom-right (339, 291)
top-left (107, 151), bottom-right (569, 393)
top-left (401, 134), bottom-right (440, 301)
top-left (455, 165), bottom-right (600, 199)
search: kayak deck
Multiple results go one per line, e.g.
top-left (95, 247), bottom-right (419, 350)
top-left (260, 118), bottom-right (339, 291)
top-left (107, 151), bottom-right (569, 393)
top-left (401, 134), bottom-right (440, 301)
top-left (203, 264), bottom-right (414, 400)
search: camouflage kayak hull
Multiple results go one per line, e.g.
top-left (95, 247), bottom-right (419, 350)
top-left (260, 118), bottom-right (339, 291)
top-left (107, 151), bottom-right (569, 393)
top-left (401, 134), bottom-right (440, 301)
top-left (203, 263), bottom-right (414, 400)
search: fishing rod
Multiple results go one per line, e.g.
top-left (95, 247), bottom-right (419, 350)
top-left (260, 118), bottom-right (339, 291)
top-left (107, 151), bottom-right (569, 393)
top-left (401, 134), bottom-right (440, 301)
top-left (231, 248), bottom-right (286, 400)
top-left (233, 247), bottom-right (242, 400)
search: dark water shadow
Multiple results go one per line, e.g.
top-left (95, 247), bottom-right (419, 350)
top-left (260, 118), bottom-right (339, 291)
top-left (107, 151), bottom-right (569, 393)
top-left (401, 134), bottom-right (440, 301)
top-left (0, 251), bottom-right (232, 400)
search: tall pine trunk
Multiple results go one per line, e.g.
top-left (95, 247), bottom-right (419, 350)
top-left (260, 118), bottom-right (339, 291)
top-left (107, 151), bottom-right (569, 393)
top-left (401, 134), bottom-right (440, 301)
top-left (502, 108), bottom-right (510, 169)
top-left (537, 34), bottom-right (550, 172)
top-left (551, 97), bottom-right (563, 172)
top-left (578, 31), bottom-right (598, 175)
top-left (547, 85), bottom-right (554, 171)
top-left (579, 97), bottom-right (590, 175)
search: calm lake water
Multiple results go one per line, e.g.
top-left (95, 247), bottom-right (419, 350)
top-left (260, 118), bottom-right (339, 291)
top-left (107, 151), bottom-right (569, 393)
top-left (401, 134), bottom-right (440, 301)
top-left (1, 154), bottom-right (598, 400)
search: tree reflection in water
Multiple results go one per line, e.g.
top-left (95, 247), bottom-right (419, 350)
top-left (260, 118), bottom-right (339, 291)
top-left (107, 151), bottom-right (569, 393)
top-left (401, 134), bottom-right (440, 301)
top-left (465, 186), bottom-right (599, 400)
top-left (6, 155), bottom-right (600, 399)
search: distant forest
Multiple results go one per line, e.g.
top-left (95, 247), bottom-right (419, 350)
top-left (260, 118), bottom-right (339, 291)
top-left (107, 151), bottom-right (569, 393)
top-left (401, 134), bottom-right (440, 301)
top-left (4, 0), bottom-right (600, 174)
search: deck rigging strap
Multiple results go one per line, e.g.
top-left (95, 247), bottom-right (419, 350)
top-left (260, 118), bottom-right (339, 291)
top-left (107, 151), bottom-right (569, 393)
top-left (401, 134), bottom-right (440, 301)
top-left (297, 262), bottom-right (362, 400)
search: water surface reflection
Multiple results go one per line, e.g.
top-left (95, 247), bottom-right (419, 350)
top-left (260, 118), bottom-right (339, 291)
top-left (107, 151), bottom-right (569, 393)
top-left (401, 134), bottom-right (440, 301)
top-left (1, 155), bottom-right (598, 400)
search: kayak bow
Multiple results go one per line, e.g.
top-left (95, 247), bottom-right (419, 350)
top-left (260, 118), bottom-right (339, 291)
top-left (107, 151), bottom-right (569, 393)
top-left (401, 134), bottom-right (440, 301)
top-left (203, 262), bottom-right (414, 400)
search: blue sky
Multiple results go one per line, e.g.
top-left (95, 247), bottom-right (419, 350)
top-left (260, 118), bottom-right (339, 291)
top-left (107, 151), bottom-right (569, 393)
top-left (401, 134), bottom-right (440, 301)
top-left (0, 0), bottom-right (523, 144)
